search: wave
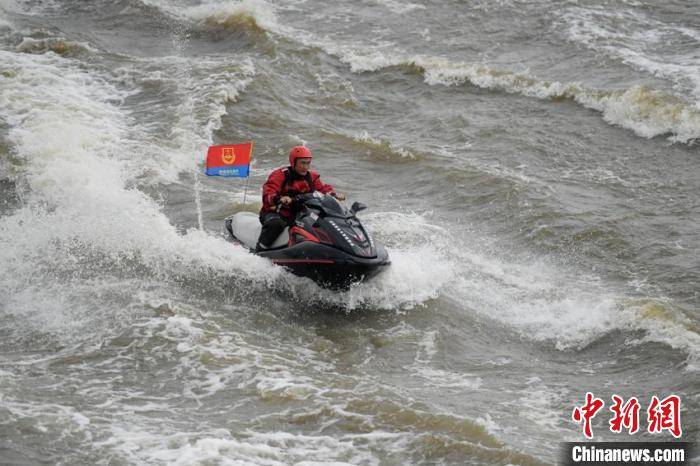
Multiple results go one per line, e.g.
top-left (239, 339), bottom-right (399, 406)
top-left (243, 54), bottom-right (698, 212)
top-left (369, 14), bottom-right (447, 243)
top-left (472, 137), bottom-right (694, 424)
top-left (447, 238), bottom-right (700, 370)
top-left (287, 15), bottom-right (700, 144)
top-left (623, 300), bottom-right (700, 372)
top-left (115, 1), bottom-right (700, 144)
top-left (15, 37), bottom-right (98, 56)
top-left (340, 54), bottom-right (700, 144)
top-left (184, 4), bottom-right (696, 146)
top-left (313, 72), bottom-right (357, 107)
top-left (140, 0), bottom-right (280, 37)
top-left (559, 6), bottom-right (700, 104)
top-left (323, 130), bottom-right (422, 162)
top-left (193, 8), bottom-right (270, 36)
top-left (344, 398), bottom-right (544, 466)
top-left (118, 54), bottom-right (257, 184)
top-left (0, 49), bottom-right (282, 340)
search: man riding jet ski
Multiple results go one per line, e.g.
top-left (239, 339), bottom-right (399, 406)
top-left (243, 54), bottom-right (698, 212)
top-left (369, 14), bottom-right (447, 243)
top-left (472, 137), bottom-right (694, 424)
top-left (225, 146), bottom-right (390, 289)
top-left (257, 146), bottom-right (342, 252)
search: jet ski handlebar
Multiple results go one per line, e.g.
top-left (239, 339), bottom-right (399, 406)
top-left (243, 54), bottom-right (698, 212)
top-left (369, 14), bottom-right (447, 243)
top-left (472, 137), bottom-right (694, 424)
top-left (275, 192), bottom-right (368, 217)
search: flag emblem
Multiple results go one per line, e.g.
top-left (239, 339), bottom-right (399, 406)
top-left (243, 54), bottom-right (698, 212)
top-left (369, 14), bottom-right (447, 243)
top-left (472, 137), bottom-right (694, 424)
top-left (222, 147), bottom-right (236, 165)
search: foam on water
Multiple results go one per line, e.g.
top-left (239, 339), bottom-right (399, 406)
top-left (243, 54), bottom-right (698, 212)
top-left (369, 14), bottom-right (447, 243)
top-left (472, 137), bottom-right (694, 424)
top-left (372, 0), bottom-right (425, 15)
top-left (108, 53), bottom-right (256, 185)
top-left (119, 309), bottom-right (328, 403)
top-left (184, 0), bottom-right (699, 145)
top-left (246, 196), bottom-right (699, 369)
top-left (512, 377), bottom-right (569, 434)
top-left (410, 331), bottom-right (483, 390)
top-left (0, 49), bottom-right (284, 341)
top-left (0, 298), bottom-right (379, 463)
top-left (1, 0), bottom-right (67, 17)
top-left (620, 300), bottom-right (700, 372)
top-left (449, 244), bottom-right (618, 348)
top-left (0, 398), bottom-right (94, 441)
top-left (446, 233), bottom-right (700, 369)
top-left (44, 307), bottom-right (417, 464)
top-left (313, 72), bottom-right (357, 107)
top-left (266, 201), bottom-right (699, 367)
top-left (98, 426), bottom-right (388, 465)
top-left (279, 211), bottom-right (455, 311)
top-left (2, 4), bottom-right (697, 463)
top-left (560, 6), bottom-right (700, 105)
top-left (1, 276), bottom-right (151, 347)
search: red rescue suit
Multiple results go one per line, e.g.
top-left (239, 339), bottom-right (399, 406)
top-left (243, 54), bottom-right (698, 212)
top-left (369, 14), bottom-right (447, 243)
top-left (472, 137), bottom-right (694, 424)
top-left (260, 166), bottom-right (335, 220)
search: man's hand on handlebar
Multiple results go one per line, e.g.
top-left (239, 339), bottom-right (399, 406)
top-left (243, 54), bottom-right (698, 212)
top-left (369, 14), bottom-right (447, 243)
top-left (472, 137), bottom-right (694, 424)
top-left (278, 193), bottom-right (344, 209)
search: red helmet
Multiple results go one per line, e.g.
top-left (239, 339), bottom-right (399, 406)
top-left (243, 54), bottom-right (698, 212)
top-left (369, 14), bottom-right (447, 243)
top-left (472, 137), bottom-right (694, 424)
top-left (289, 146), bottom-right (312, 166)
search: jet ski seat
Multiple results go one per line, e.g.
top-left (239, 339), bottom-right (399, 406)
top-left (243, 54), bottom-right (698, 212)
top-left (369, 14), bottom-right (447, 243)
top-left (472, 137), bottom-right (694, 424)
top-left (229, 212), bottom-right (288, 249)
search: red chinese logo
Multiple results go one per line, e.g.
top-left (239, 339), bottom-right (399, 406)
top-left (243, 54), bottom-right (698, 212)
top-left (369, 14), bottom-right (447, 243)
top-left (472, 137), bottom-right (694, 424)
top-left (572, 392), bottom-right (605, 439)
top-left (573, 393), bottom-right (682, 439)
top-left (647, 395), bottom-right (682, 438)
top-left (609, 395), bottom-right (640, 434)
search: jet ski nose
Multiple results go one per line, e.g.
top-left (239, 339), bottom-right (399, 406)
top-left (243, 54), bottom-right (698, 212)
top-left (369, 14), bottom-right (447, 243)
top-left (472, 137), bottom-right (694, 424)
top-left (326, 218), bottom-right (376, 258)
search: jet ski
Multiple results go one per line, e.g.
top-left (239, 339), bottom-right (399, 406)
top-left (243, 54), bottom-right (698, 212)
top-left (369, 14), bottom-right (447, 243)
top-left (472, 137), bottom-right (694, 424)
top-left (225, 192), bottom-right (390, 290)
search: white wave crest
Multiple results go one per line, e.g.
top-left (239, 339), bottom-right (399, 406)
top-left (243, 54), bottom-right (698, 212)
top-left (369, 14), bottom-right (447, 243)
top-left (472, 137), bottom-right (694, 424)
top-left (186, 0), bottom-right (280, 32)
top-left (0, 50), bottom-right (279, 335)
top-left (117, 54), bottom-right (256, 184)
top-left (15, 36), bottom-right (99, 55)
top-left (447, 240), bottom-right (700, 369)
top-left (139, 0), bottom-right (282, 35)
top-left (372, 0), bottom-right (426, 15)
top-left (621, 301), bottom-right (700, 372)
top-left (335, 51), bottom-right (700, 144)
top-left (352, 131), bottom-right (418, 159)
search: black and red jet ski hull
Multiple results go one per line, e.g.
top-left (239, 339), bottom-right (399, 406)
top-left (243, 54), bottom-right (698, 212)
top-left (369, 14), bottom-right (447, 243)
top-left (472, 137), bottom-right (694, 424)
top-left (225, 193), bottom-right (390, 290)
top-left (257, 241), bottom-right (390, 290)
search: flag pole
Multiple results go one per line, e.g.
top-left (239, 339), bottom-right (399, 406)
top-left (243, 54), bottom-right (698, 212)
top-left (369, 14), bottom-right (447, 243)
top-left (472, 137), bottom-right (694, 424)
top-left (243, 141), bottom-right (254, 207)
top-left (243, 175), bottom-right (249, 206)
